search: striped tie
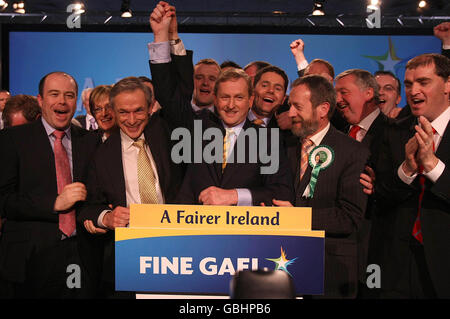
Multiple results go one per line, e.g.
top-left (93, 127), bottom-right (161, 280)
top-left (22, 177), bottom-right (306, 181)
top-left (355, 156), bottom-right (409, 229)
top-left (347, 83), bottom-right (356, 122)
top-left (133, 139), bottom-right (158, 204)
top-left (252, 118), bottom-right (265, 127)
top-left (412, 127), bottom-right (436, 244)
top-left (222, 128), bottom-right (235, 172)
top-left (299, 139), bottom-right (313, 181)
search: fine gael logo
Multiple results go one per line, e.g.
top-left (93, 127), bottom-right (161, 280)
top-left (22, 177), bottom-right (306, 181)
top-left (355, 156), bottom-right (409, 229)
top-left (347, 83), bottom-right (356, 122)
top-left (266, 246), bottom-right (298, 277)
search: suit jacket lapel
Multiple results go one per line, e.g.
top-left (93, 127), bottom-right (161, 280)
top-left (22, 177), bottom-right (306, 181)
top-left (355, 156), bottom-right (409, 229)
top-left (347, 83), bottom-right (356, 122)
top-left (106, 131), bottom-right (127, 206)
top-left (70, 125), bottom-right (83, 182)
top-left (297, 126), bottom-right (337, 196)
top-left (144, 120), bottom-right (166, 194)
top-left (436, 122), bottom-right (449, 160)
top-left (221, 119), bottom-right (252, 185)
top-left (35, 120), bottom-right (58, 192)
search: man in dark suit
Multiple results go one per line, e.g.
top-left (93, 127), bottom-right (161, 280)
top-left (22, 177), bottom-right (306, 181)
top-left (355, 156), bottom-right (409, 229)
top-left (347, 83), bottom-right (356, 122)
top-left (148, 2), bottom-right (293, 206)
top-left (0, 71), bottom-right (100, 298)
top-left (247, 65), bottom-right (288, 129)
top-left (374, 53), bottom-right (449, 298)
top-left (78, 76), bottom-right (182, 298)
top-left (271, 75), bottom-right (370, 298)
top-left (334, 69), bottom-right (393, 296)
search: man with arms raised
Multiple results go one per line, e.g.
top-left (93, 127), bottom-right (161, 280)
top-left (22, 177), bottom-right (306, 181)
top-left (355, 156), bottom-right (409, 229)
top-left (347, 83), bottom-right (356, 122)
top-left (148, 1), bottom-right (293, 206)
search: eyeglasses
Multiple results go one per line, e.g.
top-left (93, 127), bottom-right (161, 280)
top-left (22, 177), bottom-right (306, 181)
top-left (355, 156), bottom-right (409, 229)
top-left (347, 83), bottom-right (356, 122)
top-left (93, 104), bottom-right (113, 115)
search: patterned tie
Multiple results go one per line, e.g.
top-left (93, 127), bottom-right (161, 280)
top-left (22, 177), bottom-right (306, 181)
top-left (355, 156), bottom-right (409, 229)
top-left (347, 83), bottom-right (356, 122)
top-left (348, 125), bottom-right (361, 140)
top-left (299, 139), bottom-right (313, 181)
top-left (252, 118), bottom-right (265, 127)
top-left (412, 127), bottom-right (437, 244)
top-left (222, 128), bottom-right (235, 172)
top-left (133, 139), bottom-right (158, 204)
top-left (52, 130), bottom-right (76, 237)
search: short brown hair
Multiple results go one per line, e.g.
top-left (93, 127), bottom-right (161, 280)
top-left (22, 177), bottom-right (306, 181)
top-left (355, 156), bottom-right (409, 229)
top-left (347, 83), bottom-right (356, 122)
top-left (110, 77), bottom-right (153, 110)
top-left (89, 85), bottom-right (112, 115)
top-left (2, 94), bottom-right (41, 127)
top-left (406, 53), bottom-right (450, 80)
top-left (291, 75), bottom-right (336, 120)
top-left (214, 68), bottom-right (253, 97)
top-left (305, 59), bottom-right (335, 79)
top-left (195, 58), bottom-right (221, 72)
top-left (253, 65), bottom-right (289, 94)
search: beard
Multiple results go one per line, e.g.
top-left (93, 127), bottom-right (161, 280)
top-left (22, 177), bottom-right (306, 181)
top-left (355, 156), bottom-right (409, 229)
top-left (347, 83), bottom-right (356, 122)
top-left (291, 113), bottom-right (319, 140)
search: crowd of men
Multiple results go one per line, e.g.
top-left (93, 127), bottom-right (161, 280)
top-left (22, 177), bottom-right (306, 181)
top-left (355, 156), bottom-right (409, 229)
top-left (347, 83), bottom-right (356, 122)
top-left (0, 1), bottom-right (448, 299)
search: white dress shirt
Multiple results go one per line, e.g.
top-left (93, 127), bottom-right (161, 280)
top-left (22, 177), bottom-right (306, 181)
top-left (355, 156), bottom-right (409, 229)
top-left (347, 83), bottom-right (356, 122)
top-left (98, 130), bottom-right (164, 227)
top-left (349, 108), bottom-right (380, 142)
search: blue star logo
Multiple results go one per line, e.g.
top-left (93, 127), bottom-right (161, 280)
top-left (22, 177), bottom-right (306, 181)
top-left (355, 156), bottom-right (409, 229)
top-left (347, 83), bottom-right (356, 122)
top-left (363, 37), bottom-right (405, 73)
top-left (266, 246), bottom-right (298, 277)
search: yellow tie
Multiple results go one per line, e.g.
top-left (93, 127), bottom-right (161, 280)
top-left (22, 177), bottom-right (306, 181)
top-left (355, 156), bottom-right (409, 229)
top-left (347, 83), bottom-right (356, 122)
top-left (222, 128), bottom-right (235, 172)
top-left (300, 139), bottom-right (313, 181)
top-left (133, 139), bottom-right (158, 204)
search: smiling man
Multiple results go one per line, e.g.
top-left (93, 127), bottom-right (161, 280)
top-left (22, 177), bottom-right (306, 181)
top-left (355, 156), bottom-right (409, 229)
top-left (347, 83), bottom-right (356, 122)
top-left (247, 65), bottom-right (288, 128)
top-left (148, 1), bottom-right (293, 206)
top-left (374, 70), bottom-right (402, 118)
top-left (0, 72), bottom-right (100, 298)
top-left (78, 76), bottom-right (182, 298)
top-left (373, 53), bottom-right (450, 298)
top-left (271, 74), bottom-right (370, 298)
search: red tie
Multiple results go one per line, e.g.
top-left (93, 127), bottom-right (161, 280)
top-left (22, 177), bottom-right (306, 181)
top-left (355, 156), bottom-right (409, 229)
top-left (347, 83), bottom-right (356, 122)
top-left (53, 130), bottom-right (76, 237)
top-left (412, 127), bottom-right (436, 244)
top-left (348, 125), bottom-right (361, 140)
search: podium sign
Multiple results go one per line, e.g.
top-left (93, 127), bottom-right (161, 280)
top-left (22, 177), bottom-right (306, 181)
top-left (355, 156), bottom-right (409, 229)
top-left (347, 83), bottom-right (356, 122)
top-left (115, 204), bottom-right (325, 296)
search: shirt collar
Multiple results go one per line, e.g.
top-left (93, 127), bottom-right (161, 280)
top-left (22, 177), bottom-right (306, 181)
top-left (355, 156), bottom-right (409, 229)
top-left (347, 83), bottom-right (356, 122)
top-left (308, 122), bottom-right (330, 147)
top-left (120, 129), bottom-right (145, 150)
top-left (247, 109), bottom-right (270, 126)
top-left (86, 113), bottom-right (95, 122)
top-left (221, 118), bottom-right (246, 136)
top-left (356, 108), bottom-right (380, 132)
top-left (191, 100), bottom-right (215, 113)
top-left (430, 106), bottom-right (450, 138)
top-left (41, 117), bottom-right (72, 140)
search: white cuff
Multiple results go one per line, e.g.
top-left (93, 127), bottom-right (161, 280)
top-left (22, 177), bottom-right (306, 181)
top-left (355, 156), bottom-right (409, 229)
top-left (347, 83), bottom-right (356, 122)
top-left (148, 41), bottom-right (171, 63)
top-left (170, 39), bottom-right (187, 56)
top-left (97, 210), bottom-right (111, 229)
top-left (423, 159), bottom-right (445, 183)
top-left (236, 188), bottom-right (252, 206)
top-left (397, 162), bottom-right (417, 185)
top-left (297, 59), bottom-right (309, 72)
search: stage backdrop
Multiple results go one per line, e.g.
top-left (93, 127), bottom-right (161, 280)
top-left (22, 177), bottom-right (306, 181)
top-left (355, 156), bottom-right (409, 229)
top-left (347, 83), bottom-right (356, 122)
top-left (9, 32), bottom-right (441, 116)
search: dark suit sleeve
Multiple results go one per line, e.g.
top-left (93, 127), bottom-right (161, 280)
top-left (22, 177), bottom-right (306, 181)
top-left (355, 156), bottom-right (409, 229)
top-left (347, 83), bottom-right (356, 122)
top-left (150, 51), bottom-right (196, 130)
top-left (429, 163), bottom-right (450, 204)
top-left (0, 130), bottom-right (57, 222)
top-left (375, 126), bottom-right (417, 205)
top-left (312, 144), bottom-right (369, 236)
top-left (442, 48), bottom-right (450, 59)
top-left (77, 157), bottom-right (111, 227)
top-left (248, 131), bottom-right (294, 205)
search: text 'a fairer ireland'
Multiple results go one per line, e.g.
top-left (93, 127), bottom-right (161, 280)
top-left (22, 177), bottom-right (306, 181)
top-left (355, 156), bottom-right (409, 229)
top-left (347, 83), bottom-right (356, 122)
top-left (160, 210), bottom-right (280, 226)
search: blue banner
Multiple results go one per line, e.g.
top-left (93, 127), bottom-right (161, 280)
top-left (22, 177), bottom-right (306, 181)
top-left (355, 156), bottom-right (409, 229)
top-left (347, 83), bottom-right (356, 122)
top-left (116, 234), bottom-right (324, 296)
